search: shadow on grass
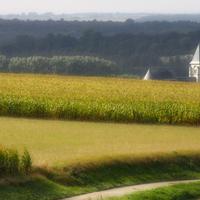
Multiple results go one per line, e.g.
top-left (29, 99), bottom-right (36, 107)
top-left (38, 152), bottom-right (200, 188)
top-left (2, 152), bottom-right (200, 200)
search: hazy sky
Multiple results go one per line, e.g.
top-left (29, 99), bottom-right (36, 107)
top-left (1, 0), bottom-right (200, 14)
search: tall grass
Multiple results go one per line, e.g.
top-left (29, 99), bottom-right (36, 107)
top-left (0, 74), bottom-right (200, 124)
top-left (0, 146), bottom-right (32, 176)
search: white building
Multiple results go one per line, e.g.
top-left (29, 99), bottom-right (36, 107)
top-left (189, 44), bottom-right (200, 82)
top-left (143, 68), bottom-right (152, 80)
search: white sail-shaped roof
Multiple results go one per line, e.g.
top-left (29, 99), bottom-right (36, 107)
top-left (143, 69), bottom-right (151, 80)
top-left (190, 44), bottom-right (200, 65)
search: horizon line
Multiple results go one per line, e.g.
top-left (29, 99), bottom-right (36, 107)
top-left (1, 12), bottom-right (200, 15)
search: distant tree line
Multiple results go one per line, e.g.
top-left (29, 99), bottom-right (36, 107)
top-left (0, 19), bottom-right (200, 77)
top-left (0, 55), bottom-right (119, 75)
top-left (1, 19), bottom-right (200, 42)
top-left (0, 30), bottom-right (199, 76)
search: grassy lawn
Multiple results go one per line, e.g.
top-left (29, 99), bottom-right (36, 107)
top-left (0, 117), bottom-right (200, 166)
top-left (106, 181), bottom-right (200, 200)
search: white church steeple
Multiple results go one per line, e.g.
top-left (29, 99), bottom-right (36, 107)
top-left (143, 68), bottom-right (152, 80)
top-left (189, 44), bottom-right (200, 82)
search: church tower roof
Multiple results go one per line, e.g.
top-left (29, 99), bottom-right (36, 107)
top-left (143, 68), bottom-right (151, 80)
top-left (190, 44), bottom-right (200, 65)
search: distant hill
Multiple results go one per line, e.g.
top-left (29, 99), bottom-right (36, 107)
top-left (137, 14), bottom-right (200, 22)
top-left (1, 13), bottom-right (200, 22)
top-left (0, 13), bottom-right (147, 22)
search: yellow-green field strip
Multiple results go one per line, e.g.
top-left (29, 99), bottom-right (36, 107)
top-left (0, 117), bottom-right (200, 167)
top-left (0, 74), bottom-right (199, 124)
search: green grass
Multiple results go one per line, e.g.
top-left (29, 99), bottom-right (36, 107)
top-left (0, 73), bottom-right (200, 124)
top-left (0, 177), bottom-right (73, 200)
top-left (45, 151), bottom-right (200, 188)
top-left (0, 176), bottom-right (103, 200)
top-left (106, 182), bottom-right (200, 200)
top-left (1, 157), bottom-right (200, 200)
top-left (3, 159), bottom-right (200, 200)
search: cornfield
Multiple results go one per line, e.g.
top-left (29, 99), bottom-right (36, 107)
top-left (0, 73), bottom-right (200, 124)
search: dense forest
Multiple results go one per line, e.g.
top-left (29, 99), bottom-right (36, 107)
top-left (0, 19), bottom-right (199, 78)
top-left (1, 19), bottom-right (200, 41)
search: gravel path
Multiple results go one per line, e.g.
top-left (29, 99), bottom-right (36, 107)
top-left (63, 180), bottom-right (200, 200)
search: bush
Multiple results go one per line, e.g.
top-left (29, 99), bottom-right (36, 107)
top-left (6, 149), bottom-right (20, 175)
top-left (0, 146), bottom-right (32, 176)
top-left (21, 149), bottom-right (32, 175)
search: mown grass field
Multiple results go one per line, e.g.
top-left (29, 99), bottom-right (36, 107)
top-left (0, 73), bottom-right (200, 124)
top-left (0, 117), bottom-right (200, 166)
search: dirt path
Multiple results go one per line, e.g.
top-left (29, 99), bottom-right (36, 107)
top-left (63, 180), bottom-right (200, 200)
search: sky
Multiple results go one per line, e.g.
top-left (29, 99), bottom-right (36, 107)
top-left (0, 0), bottom-right (200, 14)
